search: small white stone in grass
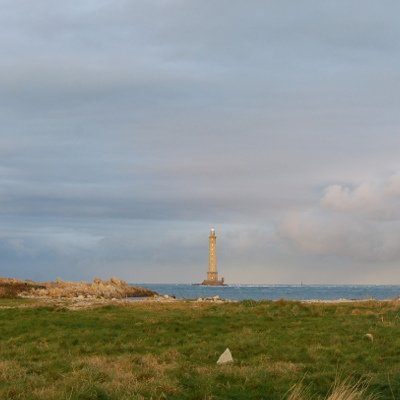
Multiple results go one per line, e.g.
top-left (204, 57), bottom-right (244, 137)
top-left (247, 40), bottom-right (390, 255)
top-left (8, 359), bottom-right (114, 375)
top-left (217, 348), bottom-right (233, 364)
top-left (365, 333), bottom-right (374, 342)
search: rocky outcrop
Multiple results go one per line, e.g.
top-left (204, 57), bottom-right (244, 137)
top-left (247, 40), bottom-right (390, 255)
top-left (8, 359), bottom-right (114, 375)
top-left (0, 278), bottom-right (45, 298)
top-left (0, 277), bottom-right (156, 299)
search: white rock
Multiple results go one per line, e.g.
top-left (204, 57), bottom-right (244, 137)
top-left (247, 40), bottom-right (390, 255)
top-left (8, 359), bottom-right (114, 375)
top-left (365, 333), bottom-right (374, 342)
top-left (217, 348), bottom-right (233, 364)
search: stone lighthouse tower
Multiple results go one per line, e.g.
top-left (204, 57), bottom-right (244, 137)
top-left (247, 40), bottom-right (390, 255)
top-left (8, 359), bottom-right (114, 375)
top-left (202, 228), bottom-right (225, 285)
top-left (208, 228), bottom-right (217, 282)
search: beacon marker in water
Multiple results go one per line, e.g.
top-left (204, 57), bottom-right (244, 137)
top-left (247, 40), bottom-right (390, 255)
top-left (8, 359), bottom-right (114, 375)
top-left (217, 348), bottom-right (233, 364)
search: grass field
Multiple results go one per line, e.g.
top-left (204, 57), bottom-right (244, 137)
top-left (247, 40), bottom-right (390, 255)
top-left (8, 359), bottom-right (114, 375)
top-left (1, 299), bottom-right (400, 399)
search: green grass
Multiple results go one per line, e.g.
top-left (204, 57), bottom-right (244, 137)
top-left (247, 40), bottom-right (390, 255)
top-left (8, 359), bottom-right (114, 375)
top-left (0, 300), bottom-right (399, 399)
top-left (0, 298), bottom-right (36, 306)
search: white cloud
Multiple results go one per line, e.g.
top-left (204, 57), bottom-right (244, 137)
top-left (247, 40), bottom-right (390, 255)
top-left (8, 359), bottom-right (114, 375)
top-left (321, 174), bottom-right (400, 220)
top-left (280, 173), bottom-right (400, 262)
top-left (321, 182), bottom-right (380, 212)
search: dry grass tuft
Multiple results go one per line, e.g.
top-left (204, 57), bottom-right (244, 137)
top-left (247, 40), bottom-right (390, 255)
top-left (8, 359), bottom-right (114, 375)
top-left (248, 354), bottom-right (304, 376)
top-left (31, 387), bottom-right (60, 399)
top-left (286, 378), bottom-right (378, 400)
top-left (286, 383), bottom-right (313, 400)
top-left (327, 379), bottom-right (377, 400)
top-left (65, 354), bottom-right (180, 398)
top-left (267, 361), bottom-right (303, 375)
top-left (0, 360), bottom-right (26, 380)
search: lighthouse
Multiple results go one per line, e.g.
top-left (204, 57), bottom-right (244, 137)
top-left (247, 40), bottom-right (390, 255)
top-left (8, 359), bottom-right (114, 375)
top-left (202, 228), bottom-right (225, 286)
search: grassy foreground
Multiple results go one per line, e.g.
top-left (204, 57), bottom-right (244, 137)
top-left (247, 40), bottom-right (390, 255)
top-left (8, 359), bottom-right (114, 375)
top-left (1, 299), bottom-right (400, 399)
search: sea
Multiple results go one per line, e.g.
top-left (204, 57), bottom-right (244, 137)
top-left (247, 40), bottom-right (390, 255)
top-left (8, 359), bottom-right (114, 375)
top-left (134, 284), bottom-right (400, 301)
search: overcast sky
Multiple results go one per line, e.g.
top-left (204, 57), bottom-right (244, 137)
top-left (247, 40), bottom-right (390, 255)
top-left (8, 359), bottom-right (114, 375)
top-left (1, 1), bottom-right (400, 284)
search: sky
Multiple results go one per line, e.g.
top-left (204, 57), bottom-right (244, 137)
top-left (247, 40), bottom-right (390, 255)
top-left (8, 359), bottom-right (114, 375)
top-left (1, 1), bottom-right (400, 284)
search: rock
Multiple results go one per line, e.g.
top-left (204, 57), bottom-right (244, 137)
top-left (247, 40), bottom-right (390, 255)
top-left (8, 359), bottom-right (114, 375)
top-left (197, 297), bottom-right (203, 302)
top-left (365, 333), bottom-right (374, 342)
top-left (217, 348), bottom-right (233, 364)
top-left (213, 295), bottom-right (220, 300)
top-left (164, 294), bottom-right (169, 299)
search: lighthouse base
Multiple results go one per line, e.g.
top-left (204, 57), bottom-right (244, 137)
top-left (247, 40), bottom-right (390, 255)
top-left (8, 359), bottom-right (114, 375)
top-left (201, 278), bottom-right (226, 286)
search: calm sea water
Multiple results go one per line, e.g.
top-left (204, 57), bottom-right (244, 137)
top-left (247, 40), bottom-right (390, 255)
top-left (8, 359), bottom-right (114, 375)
top-left (133, 284), bottom-right (400, 301)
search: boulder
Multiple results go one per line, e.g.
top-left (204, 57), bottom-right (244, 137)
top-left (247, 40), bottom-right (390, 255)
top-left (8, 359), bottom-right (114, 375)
top-left (217, 348), bottom-right (233, 364)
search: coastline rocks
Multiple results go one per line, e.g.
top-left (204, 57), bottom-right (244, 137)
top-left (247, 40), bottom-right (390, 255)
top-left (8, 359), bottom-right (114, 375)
top-left (196, 295), bottom-right (230, 303)
top-left (0, 277), bottom-right (156, 299)
top-left (151, 294), bottom-right (178, 302)
top-left (0, 278), bottom-right (46, 298)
